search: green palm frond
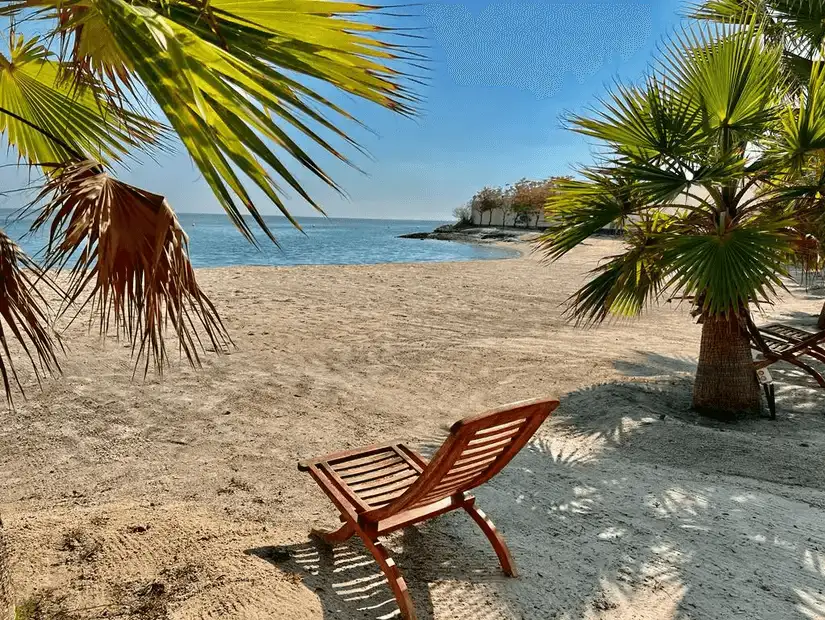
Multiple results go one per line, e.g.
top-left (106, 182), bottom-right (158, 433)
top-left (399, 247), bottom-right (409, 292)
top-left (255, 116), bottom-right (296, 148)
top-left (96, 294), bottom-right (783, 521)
top-left (691, 0), bottom-right (825, 83)
top-left (621, 154), bottom-right (745, 205)
top-left (775, 61), bottom-right (825, 171)
top-left (662, 215), bottom-right (793, 315)
top-left (688, 0), bottom-right (783, 37)
top-left (689, 0), bottom-right (768, 21)
top-left (538, 172), bottom-right (646, 261)
top-left (2, 0), bottom-right (421, 242)
top-left (565, 215), bottom-right (673, 325)
top-left (770, 0), bottom-right (825, 50)
top-left (0, 33), bottom-right (161, 166)
top-left (783, 49), bottom-right (816, 84)
top-left (661, 24), bottom-right (784, 143)
top-left (567, 79), bottom-right (704, 159)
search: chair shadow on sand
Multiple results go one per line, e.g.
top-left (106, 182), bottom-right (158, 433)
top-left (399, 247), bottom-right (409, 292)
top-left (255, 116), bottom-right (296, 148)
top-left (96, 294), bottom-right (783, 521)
top-left (245, 356), bottom-right (825, 619)
top-left (246, 522), bottom-right (516, 620)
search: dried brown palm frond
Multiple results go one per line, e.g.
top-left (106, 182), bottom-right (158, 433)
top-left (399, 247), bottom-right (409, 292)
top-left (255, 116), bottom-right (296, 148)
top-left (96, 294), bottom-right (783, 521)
top-left (29, 160), bottom-right (232, 376)
top-left (0, 229), bottom-right (62, 406)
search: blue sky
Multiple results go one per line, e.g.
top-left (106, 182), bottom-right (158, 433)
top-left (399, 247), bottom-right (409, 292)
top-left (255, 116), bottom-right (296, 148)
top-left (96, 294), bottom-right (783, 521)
top-left (1, 0), bottom-right (687, 220)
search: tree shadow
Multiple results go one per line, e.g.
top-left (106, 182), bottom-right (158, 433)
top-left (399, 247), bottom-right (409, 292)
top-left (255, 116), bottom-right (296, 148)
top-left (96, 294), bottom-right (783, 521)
top-left (245, 367), bottom-right (825, 619)
top-left (613, 348), bottom-right (825, 419)
top-left (756, 309), bottom-right (823, 329)
top-left (613, 351), bottom-right (697, 379)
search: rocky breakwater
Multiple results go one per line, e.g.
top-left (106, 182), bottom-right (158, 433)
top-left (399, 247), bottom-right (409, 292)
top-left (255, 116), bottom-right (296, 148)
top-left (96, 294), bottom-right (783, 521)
top-left (399, 224), bottom-right (539, 243)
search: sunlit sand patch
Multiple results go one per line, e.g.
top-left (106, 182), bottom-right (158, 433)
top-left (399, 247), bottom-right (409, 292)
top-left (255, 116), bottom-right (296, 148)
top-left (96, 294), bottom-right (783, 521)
top-left (803, 549), bottom-right (825, 577)
top-left (795, 588), bottom-right (825, 620)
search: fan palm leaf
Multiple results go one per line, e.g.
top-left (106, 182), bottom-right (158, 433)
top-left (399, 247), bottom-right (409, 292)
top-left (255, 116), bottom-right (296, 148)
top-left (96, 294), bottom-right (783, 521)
top-left (775, 61), bottom-right (825, 170)
top-left (661, 24), bottom-right (784, 143)
top-left (661, 214), bottom-right (794, 315)
top-left (0, 33), bottom-right (161, 166)
top-left (568, 79), bottom-right (705, 159)
top-left (691, 0), bottom-right (825, 83)
top-left (28, 160), bottom-right (231, 375)
top-left (538, 172), bottom-right (649, 261)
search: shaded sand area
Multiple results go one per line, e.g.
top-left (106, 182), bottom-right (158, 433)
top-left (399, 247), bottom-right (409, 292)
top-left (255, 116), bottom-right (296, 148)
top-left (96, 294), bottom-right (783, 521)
top-left (2, 237), bottom-right (825, 619)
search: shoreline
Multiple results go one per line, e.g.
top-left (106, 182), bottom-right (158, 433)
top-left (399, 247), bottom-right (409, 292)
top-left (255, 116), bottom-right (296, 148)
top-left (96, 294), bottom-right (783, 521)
top-left (186, 239), bottom-right (529, 271)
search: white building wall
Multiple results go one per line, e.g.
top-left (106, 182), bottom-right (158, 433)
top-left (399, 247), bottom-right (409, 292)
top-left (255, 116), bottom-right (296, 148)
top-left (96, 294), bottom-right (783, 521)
top-left (470, 206), bottom-right (550, 228)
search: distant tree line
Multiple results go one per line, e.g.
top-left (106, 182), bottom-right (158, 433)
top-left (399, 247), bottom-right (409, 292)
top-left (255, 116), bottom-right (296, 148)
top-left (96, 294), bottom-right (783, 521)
top-left (460, 177), bottom-right (572, 228)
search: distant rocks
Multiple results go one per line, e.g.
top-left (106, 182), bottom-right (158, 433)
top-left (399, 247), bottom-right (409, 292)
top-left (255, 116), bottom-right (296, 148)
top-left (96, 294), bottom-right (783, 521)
top-left (398, 231), bottom-right (431, 240)
top-left (399, 224), bottom-right (538, 244)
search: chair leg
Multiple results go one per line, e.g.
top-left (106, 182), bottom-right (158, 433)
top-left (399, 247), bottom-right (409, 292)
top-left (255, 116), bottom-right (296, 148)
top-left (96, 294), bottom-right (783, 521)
top-left (464, 504), bottom-right (518, 577)
top-left (763, 383), bottom-right (776, 420)
top-left (359, 534), bottom-right (416, 620)
top-left (311, 522), bottom-right (356, 545)
top-left (783, 356), bottom-right (825, 388)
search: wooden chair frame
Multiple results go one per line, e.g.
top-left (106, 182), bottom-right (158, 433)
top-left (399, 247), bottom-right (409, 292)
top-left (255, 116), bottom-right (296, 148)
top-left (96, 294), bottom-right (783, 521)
top-left (298, 397), bottom-right (559, 620)
top-left (746, 315), bottom-right (825, 418)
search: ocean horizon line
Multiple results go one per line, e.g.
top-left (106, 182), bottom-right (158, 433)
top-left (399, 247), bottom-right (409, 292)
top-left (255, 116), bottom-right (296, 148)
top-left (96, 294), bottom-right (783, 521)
top-left (0, 207), bottom-right (451, 224)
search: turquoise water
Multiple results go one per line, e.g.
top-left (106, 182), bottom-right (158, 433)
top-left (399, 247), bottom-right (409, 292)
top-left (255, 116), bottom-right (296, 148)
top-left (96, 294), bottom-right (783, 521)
top-left (0, 212), bottom-right (518, 268)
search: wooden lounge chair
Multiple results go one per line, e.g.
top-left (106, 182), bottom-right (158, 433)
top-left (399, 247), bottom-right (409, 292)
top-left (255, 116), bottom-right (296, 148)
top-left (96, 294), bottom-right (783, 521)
top-left (747, 316), bottom-right (825, 418)
top-left (298, 397), bottom-right (559, 620)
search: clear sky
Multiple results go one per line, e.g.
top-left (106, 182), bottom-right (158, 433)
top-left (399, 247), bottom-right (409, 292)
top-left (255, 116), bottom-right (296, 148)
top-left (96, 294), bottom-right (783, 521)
top-left (1, 0), bottom-right (687, 220)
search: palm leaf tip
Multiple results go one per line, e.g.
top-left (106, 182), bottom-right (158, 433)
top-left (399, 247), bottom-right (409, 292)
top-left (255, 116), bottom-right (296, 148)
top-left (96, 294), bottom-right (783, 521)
top-left (0, 230), bottom-right (62, 407)
top-left (30, 161), bottom-right (232, 376)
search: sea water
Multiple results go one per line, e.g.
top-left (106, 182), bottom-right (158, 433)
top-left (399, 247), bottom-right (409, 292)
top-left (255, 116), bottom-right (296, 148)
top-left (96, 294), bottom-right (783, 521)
top-left (1, 213), bottom-right (519, 268)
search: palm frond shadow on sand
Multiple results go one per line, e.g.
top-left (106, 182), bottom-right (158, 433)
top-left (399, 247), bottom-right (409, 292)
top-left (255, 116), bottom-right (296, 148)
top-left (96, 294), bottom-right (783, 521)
top-left (247, 363), bottom-right (825, 619)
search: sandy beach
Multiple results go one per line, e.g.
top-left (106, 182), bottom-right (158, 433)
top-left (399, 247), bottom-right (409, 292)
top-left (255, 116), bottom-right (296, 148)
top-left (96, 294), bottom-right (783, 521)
top-left (1, 237), bottom-right (824, 619)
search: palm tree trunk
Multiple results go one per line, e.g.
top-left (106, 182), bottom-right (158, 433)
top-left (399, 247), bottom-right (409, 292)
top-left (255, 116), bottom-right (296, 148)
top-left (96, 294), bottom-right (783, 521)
top-left (818, 301), bottom-right (825, 330)
top-left (692, 313), bottom-right (762, 415)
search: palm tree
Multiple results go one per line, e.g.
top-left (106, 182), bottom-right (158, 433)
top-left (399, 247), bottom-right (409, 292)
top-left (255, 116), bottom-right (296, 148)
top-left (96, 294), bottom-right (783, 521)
top-left (538, 23), bottom-right (825, 415)
top-left (0, 0), bottom-right (419, 404)
top-left (692, 1), bottom-right (825, 326)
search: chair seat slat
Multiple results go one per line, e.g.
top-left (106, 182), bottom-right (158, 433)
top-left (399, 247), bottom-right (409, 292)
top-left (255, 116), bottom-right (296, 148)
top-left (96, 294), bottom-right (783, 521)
top-left (358, 474), bottom-right (419, 500)
top-left (335, 453), bottom-right (403, 476)
top-left (346, 462), bottom-right (416, 488)
top-left (329, 447), bottom-right (397, 471)
top-left (365, 487), bottom-right (408, 506)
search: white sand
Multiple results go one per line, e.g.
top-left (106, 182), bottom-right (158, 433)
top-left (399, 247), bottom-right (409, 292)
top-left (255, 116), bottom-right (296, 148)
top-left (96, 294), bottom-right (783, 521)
top-left (1, 237), bottom-right (824, 619)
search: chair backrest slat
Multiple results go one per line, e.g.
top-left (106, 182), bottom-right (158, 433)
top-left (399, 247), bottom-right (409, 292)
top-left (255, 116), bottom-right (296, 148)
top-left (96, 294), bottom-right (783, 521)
top-left (362, 397), bottom-right (558, 522)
